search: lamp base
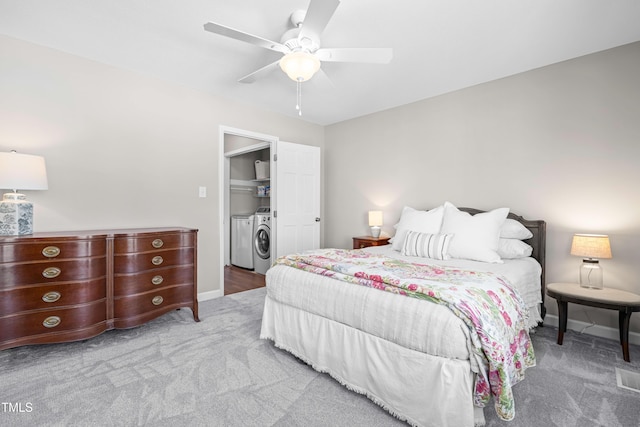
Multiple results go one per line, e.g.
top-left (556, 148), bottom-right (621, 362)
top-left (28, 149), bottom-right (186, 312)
top-left (579, 259), bottom-right (603, 289)
top-left (370, 226), bottom-right (381, 238)
top-left (0, 192), bottom-right (34, 235)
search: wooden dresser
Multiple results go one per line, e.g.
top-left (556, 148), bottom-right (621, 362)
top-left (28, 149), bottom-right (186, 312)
top-left (0, 227), bottom-right (199, 351)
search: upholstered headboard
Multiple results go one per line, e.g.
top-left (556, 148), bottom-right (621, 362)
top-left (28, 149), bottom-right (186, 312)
top-left (458, 207), bottom-right (547, 319)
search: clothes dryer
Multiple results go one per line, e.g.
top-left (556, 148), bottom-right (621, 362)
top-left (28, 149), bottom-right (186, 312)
top-left (231, 215), bottom-right (254, 270)
top-left (253, 207), bottom-right (271, 275)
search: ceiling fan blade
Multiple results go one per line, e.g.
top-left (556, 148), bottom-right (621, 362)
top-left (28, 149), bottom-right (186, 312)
top-left (298, 0), bottom-right (340, 42)
top-left (238, 60), bottom-right (281, 84)
top-left (204, 22), bottom-right (289, 54)
top-left (315, 48), bottom-right (393, 64)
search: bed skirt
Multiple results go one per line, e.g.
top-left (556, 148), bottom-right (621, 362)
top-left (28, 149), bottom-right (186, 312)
top-left (260, 295), bottom-right (486, 427)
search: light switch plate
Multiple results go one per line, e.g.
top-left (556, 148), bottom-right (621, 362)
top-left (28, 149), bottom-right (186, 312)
top-left (198, 186), bottom-right (207, 198)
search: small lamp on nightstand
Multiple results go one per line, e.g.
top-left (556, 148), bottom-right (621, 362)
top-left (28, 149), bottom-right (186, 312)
top-left (368, 210), bottom-right (383, 238)
top-left (570, 234), bottom-right (612, 289)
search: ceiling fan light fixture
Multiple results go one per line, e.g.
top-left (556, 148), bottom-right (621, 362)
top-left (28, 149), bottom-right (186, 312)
top-left (279, 51), bottom-right (320, 82)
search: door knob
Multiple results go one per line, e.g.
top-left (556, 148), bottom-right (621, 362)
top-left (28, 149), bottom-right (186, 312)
top-left (315, 217), bottom-right (321, 222)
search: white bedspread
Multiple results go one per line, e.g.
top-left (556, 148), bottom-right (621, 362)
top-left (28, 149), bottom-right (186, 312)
top-left (364, 245), bottom-right (543, 329)
top-left (265, 247), bottom-right (541, 367)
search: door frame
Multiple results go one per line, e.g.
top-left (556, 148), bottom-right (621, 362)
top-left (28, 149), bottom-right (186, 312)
top-left (219, 125), bottom-right (278, 295)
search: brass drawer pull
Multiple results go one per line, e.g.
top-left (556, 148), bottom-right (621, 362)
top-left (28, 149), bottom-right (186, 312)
top-left (42, 246), bottom-right (61, 258)
top-left (151, 256), bottom-right (163, 266)
top-left (42, 267), bottom-right (61, 279)
top-left (42, 291), bottom-right (61, 303)
top-left (152, 295), bottom-right (164, 306)
top-left (152, 239), bottom-right (164, 248)
top-left (43, 316), bottom-right (61, 328)
top-left (151, 275), bottom-right (164, 285)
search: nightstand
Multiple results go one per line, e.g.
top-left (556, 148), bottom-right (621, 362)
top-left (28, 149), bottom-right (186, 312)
top-left (547, 282), bottom-right (640, 362)
top-left (352, 236), bottom-right (390, 249)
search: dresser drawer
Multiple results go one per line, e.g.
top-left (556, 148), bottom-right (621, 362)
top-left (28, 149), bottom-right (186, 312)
top-left (0, 257), bottom-right (107, 288)
top-left (0, 239), bottom-right (106, 263)
top-left (113, 248), bottom-right (194, 274)
top-left (0, 279), bottom-right (106, 315)
top-left (114, 265), bottom-right (194, 297)
top-left (0, 300), bottom-right (107, 343)
top-left (113, 284), bottom-right (194, 319)
top-left (114, 232), bottom-right (195, 254)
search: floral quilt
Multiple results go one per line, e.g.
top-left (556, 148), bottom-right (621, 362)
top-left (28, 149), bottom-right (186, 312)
top-left (275, 249), bottom-right (535, 421)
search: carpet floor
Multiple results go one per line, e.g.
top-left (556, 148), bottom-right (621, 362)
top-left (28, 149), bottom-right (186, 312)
top-left (1, 287), bottom-right (639, 427)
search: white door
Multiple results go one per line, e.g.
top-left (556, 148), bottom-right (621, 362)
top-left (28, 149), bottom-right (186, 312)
top-left (273, 141), bottom-right (321, 258)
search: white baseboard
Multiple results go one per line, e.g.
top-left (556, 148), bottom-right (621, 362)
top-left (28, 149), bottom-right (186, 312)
top-left (543, 314), bottom-right (640, 346)
top-left (198, 289), bottom-right (223, 302)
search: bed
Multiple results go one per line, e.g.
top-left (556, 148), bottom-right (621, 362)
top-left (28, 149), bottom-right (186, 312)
top-left (260, 203), bottom-right (546, 427)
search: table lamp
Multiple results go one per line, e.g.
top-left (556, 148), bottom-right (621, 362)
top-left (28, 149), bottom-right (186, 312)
top-left (368, 210), bottom-right (383, 238)
top-left (570, 233), bottom-right (612, 289)
top-left (0, 151), bottom-right (48, 235)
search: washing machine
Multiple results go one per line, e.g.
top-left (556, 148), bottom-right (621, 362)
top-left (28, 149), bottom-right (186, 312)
top-left (253, 207), bottom-right (271, 275)
top-left (231, 214), bottom-right (254, 270)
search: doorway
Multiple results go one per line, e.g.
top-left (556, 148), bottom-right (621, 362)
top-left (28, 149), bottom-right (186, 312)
top-left (219, 126), bottom-right (322, 297)
top-left (220, 126), bottom-right (277, 295)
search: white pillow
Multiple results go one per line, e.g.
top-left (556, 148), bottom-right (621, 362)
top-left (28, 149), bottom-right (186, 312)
top-left (440, 202), bottom-right (509, 263)
top-left (497, 238), bottom-right (533, 259)
top-left (498, 239), bottom-right (533, 259)
top-left (401, 231), bottom-right (452, 260)
top-left (500, 218), bottom-right (533, 240)
top-left (392, 205), bottom-right (444, 251)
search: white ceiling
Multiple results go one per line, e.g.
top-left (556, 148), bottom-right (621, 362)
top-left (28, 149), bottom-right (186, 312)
top-left (1, 0), bottom-right (639, 125)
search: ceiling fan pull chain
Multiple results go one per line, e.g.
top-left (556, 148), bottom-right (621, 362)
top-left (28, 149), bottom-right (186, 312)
top-left (296, 78), bottom-right (302, 116)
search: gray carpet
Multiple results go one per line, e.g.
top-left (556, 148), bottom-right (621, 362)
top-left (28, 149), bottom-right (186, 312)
top-left (1, 287), bottom-right (639, 427)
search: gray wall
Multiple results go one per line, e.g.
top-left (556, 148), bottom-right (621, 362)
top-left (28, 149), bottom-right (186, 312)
top-left (325, 42), bottom-right (640, 334)
top-left (0, 35), bottom-right (324, 296)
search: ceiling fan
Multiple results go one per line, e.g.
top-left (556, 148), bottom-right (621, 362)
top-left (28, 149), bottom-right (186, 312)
top-left (203, 0), bottom-right (392, 114)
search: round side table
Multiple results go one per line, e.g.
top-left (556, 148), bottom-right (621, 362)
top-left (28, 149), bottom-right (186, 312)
top-left (547, 282), bottom-right (640, 362)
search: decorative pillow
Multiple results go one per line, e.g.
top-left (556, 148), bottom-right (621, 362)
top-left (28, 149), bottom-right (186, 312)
top-left (497, 238), bottom-right (533, 259)
top-left (500, 218), bottom-right (533, 240)
top-left (440, 202), bottom-right (509, 263)
top-left (401, 231), bottom-right (453, 260)
top-left (391, 205), bottom-right (444, 251)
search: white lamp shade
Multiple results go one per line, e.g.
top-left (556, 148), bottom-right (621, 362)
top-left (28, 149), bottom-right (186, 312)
top-left (279, 51), bottom-right (321, 82)
top-left (368, 210), bottom-right (383, 227)
top-left (570, 234), bottom-right (612, 259)
top-left (0, 152), bottom-right (48, 191)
